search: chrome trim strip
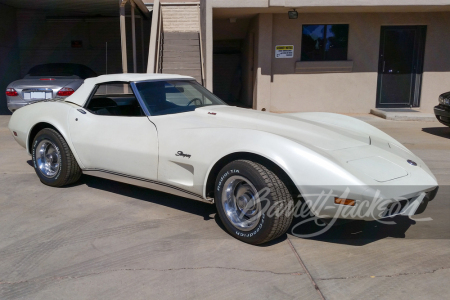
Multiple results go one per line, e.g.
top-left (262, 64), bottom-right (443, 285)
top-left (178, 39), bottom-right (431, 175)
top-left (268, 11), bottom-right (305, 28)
top-left (82, 169), bottom-right (214, 204)
top-left (130, 82), bottom-right (151, 116)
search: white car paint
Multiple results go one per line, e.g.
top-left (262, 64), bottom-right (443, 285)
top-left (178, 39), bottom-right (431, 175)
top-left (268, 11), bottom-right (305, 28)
top-left (8, 73), bottom-right (438, 222)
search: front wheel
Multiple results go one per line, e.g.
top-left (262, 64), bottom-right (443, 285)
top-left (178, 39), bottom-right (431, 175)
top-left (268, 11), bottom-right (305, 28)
top-left (32, 128), bottom-right (82, 187)
top-left (215, 160), bottom-right (294, 245)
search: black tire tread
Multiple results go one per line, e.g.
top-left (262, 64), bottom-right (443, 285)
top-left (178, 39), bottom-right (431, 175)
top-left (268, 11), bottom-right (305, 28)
top-left (36, 128), bottom-right (82, 187)
top-left (236, 160), bottom-right (294, 244)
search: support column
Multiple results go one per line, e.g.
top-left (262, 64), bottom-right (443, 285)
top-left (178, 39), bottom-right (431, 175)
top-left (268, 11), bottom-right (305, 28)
top-left (141, 17), bottom-right (145, 72)
top-left (147, 0), bottom-right (160, 73)
top-left (254, 14), bottom-right (273, 111)
top-left (120, 4), bottom-right (128, 73)
top-left (201, 0), bottom-right (213, 91)
top-left (131, 0), bottom-right (137, 73)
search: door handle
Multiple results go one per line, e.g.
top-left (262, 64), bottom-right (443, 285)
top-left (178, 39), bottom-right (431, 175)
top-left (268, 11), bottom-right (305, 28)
top-left (382, 61), bottom-right (386, 72)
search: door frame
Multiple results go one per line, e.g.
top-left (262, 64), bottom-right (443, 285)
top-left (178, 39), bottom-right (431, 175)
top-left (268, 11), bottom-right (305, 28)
top-left (376, 25), bottom-right (427, 108)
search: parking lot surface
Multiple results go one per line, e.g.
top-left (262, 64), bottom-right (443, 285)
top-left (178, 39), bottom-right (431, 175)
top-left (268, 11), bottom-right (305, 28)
top-left (0, 114), bottom-right (449, 299)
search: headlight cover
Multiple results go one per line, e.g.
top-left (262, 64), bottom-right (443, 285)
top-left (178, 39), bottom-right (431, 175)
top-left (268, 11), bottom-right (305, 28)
top-left (439, 95), bottom-right (450, 106)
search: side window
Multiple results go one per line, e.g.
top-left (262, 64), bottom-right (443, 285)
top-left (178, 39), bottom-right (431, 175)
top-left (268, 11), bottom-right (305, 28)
top-left (85, 82), bottom-right (145, 117)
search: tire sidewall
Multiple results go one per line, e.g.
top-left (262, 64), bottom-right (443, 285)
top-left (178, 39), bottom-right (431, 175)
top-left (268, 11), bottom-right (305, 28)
top-left (32, 129), bottom-right (66, 186)
top-left (215, 161), bottom-right (277, 244)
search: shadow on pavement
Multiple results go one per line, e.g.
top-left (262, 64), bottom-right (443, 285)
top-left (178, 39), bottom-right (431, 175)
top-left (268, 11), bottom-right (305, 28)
top-left (81, 174), bottom-right (217, 221)
top-left (289, 215), bottom-right (416, 246)
top-left (422, 127), bottom-right (450, 139)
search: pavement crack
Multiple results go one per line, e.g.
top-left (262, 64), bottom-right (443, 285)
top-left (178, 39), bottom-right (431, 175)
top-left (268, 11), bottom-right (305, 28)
top-left (287, 237), bottom-right (326, 300)
top-left (0, 267), bottom-right (302, 286)
top-left (317, 266), bottom-right (450, 281)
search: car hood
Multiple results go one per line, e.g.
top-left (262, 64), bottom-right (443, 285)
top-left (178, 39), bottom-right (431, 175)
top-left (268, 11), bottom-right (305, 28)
top-left (195, 106), bottom-right (370, 151)
top-left (10, 78), bottom-right (82, 89)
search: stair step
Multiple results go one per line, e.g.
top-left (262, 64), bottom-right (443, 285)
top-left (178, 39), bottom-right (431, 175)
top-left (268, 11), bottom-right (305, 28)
top-left (163, 69), bottom-right (202, 77)
top-left (163, 62), bottom-right (201, 69)
top-left (163, 32), bottom-right (199, 40)
top-left (163, 51), bottom-right (200, 58)
top-left (164, 39), bottom-right (199, 46)
top-left (163, 56), bottom-right (201, 63)
top-left (164, 45), bottom-right (199, 52)
top-left (163, 23), bottom-right (199, 31)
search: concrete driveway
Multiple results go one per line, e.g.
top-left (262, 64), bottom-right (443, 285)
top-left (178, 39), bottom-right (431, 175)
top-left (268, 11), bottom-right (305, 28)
top-left (0, 114), bottom-right (449, 299)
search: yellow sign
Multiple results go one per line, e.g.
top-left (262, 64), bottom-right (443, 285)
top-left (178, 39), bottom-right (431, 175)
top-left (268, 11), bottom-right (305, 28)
top-left (276, 46), bottom-right (294, 50)
top-left (275, 45), bottom-right (294, 58)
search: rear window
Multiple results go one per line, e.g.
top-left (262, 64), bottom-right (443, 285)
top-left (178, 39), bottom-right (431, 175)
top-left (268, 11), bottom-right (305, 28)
top-left (27, 63), bottom-right (97, 79)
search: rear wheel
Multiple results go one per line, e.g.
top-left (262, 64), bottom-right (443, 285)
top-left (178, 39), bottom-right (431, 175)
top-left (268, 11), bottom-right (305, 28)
top-left (32, 128), bottom-right (82, 187)
top-left (215, 160), bottom-right (294, 245)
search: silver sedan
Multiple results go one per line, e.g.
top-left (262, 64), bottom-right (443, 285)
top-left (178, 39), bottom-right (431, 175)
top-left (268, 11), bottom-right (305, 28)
top-left (6, 63), bottom-right (97, 112)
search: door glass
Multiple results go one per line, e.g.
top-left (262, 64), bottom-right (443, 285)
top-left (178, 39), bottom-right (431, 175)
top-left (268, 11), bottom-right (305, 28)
top-left (383, 29), bottom-right (416, 74)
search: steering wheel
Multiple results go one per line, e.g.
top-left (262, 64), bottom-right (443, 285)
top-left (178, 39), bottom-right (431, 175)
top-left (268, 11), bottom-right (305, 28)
top-left (187, 98), bottom-right (203, 106)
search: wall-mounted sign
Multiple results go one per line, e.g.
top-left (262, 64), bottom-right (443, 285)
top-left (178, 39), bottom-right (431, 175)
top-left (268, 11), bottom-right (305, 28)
top-left (71, 40), bottom-right (83, 48)
top-left (275, 45), bottom-right (294, 58)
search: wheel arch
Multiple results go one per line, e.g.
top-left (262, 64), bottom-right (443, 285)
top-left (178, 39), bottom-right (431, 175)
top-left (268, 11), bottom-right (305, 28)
top-left (204, 152), bottom-right (301, 200)
top-left (27, 122), bottom-right (60, 154)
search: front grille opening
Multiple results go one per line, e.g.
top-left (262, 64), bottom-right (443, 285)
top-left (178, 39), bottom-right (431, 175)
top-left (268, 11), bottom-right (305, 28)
top-left (383, 199), bottom-right (410, 217)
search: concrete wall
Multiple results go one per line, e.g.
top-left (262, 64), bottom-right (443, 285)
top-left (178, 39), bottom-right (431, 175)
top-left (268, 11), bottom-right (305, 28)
top-left (0, 4), bottom-right (20, 115)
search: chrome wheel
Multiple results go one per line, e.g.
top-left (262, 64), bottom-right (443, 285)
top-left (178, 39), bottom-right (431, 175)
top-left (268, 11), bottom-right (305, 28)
top-left (221, 175), bottom-right (262, 231)
top-left (35, 139), bottom-right (61, 178)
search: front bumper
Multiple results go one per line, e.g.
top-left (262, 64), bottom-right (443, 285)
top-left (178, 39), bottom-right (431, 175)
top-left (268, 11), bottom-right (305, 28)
top-left (303, 185), bottom-right (439, 221)
top-left (434, 105), bottom-right (450, 127)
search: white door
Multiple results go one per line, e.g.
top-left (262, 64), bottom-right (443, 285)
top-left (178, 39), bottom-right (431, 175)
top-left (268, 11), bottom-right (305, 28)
top-left (68, 108), bottom-right (159, 180)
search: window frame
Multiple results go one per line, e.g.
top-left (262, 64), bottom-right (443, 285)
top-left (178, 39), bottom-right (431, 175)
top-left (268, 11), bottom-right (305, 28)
top-left (84, 81), bottom-right (147, 117)
top-left (300, 24), bottom-right (350, 62)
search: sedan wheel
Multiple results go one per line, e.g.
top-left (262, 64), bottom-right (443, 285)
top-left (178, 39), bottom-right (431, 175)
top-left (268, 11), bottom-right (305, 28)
top-left (215, 160), bottom-right (294, 245)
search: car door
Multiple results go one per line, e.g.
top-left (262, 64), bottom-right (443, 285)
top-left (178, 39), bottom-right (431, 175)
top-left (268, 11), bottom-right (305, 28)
top-left (68, 82), bottom-right (159, 180)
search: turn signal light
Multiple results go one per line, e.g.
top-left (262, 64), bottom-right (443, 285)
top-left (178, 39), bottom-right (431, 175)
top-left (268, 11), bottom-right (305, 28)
top-left (335, 198), bottom-right (356, 206)
top-left (57, 87), bottom-right (75, 97)
top-left (6, 88), bottom-right (18, 96)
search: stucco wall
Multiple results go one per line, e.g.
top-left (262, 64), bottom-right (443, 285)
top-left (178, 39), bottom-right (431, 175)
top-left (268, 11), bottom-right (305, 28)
top-left (264, 12), bottom-right (450, 113)
top-left (0, 3), bottom-right (20, 115)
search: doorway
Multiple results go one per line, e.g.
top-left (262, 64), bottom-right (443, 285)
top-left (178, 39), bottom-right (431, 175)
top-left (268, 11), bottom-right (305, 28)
top-left (376, 26), bottom-right (427, 108)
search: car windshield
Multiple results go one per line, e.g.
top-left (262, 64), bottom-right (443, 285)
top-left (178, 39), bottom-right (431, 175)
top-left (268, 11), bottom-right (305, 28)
top-left (27, 63), bottom-right (97, 79)
top-left (135, 80), bottom-right (227, 116)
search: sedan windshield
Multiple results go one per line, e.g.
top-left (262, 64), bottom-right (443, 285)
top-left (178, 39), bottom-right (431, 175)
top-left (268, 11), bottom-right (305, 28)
top-left (135, 80), bottom-right (227, 116)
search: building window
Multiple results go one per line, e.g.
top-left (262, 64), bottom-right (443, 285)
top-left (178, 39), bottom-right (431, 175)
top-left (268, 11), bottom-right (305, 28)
top-left (301, 24), bottom-right (349, 61)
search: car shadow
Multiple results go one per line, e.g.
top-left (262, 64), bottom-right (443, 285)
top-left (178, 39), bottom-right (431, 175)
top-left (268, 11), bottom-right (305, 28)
top-left (50, 173), bottom-right (287, 246)
top-left (422, 127), bottom-right (450, 139)
top-left (289, 214), bottom-right (416, 246)
top-left (81, 175), bottom-right (217, 221)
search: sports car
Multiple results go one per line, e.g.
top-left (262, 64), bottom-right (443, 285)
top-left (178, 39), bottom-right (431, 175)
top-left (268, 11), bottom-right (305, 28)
top-left (8, 73), bottom-right (439, 244)
top-left (6, 63), bottom-right (97, 112)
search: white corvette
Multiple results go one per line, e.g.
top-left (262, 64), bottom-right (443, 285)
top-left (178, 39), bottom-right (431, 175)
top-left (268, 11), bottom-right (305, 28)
top-left (8, 74), bottom-right (438, 244)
